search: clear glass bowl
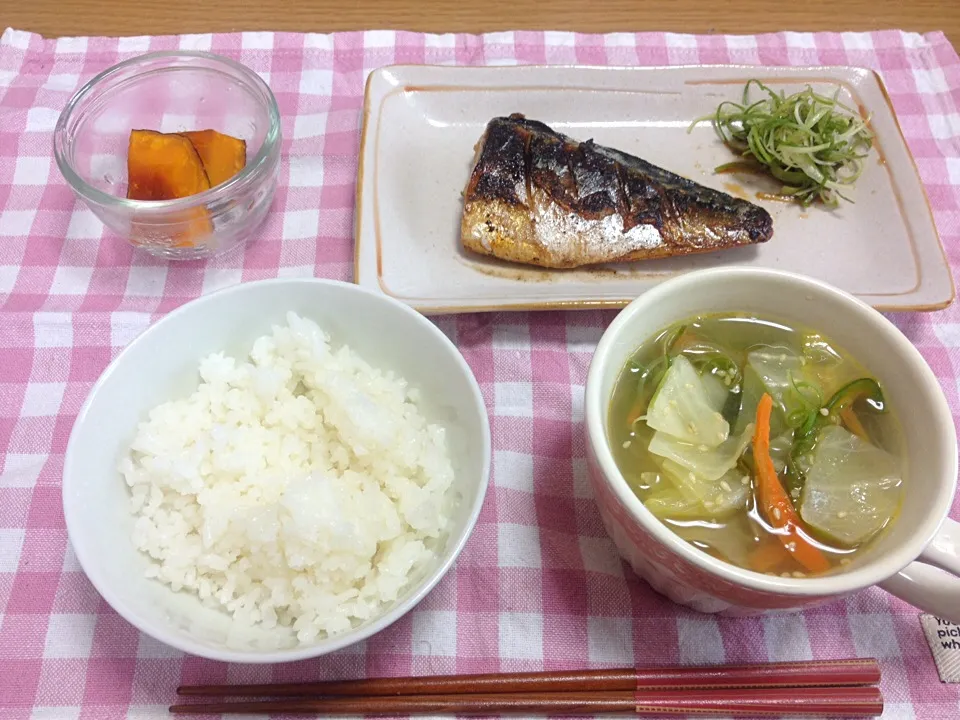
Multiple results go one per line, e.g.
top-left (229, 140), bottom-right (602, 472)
top-left (54, 52), bottom-right (282, 260)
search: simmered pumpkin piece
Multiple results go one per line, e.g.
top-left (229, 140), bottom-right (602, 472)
top-left (127, 129), bottom-right (211, 200)
top-left (179, 129), bottom-right (247, 187)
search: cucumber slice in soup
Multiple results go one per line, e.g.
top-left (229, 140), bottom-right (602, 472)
top-left (768, 431), bottom-right (794, 475)
top-left (799, 425), bottom-right (903, 546)
top-left (701, 371), bottom-right (729, 412)
top-left (647, 355), bottom-right (730, 447)
top-left (670, 518), bottom-right (760, 568)
top-left (643, 486), bottom-right (707, 520)
top-left (734, 363), bottom-right (778, 437)
top-left (747, 347), bottom-right (815, 416)
top-left (648, 423), bottom-right (755, 482)
top-left (659, 458), bottom-right (750, 516)
top-left (743, 347), bottom-right (822, 438)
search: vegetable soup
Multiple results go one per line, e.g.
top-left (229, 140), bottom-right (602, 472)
top-left (608, 313), bottom-right (904, 577)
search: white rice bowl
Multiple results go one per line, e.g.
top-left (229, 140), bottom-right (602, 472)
top-left (119, 312), bottom-right (455, 644)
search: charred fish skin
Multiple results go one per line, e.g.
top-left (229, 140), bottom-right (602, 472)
top-left (461, 114), bottom-right (774, 269)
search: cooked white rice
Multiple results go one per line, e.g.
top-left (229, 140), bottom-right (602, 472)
top-left (119, 312), bottom-right (454, 643)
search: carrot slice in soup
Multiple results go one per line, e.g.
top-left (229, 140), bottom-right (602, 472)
top-left (753, 393), bottom-right (831, 574)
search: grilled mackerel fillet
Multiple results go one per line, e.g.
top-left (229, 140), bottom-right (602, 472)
top-left (460, 114), bottom-right (773, 268)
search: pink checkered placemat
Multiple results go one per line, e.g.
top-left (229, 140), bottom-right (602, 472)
top-left (1, 25), bottom-right (960, 720)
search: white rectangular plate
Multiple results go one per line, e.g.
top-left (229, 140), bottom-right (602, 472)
top-left (355, 64), bottom-right (953, 314)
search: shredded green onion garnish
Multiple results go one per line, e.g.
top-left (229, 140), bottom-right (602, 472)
top-left (689, 80), bottom-right (874, 207)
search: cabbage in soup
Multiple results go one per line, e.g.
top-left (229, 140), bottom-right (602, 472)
top-left (608, 313), bottom-right (904, 577)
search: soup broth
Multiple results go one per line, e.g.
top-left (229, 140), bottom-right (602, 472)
top-left (608, 313), bottom-right (904, 577)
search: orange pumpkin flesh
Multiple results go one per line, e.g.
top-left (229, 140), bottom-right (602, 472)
top-left (127, 129), bottom-right (212, 200)
top-left (179, 129), bottom-right (247, 188)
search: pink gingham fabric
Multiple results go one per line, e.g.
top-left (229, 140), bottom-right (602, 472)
top-left (1, 25), bottom-right (960, 720)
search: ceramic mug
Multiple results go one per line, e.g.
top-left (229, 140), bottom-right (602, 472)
top-left (585, 267), bottom-right (960, 621)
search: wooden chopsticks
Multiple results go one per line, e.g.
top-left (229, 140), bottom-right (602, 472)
top-left (170, 686), bottom-right (883, 717)
top-left (171, 658), bottom-right (884, 717)
top-left (177, 658), bottom-right (880, 698)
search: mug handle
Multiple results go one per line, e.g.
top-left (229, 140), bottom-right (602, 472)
top-left (879, 518), bottom-right (960, 624)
